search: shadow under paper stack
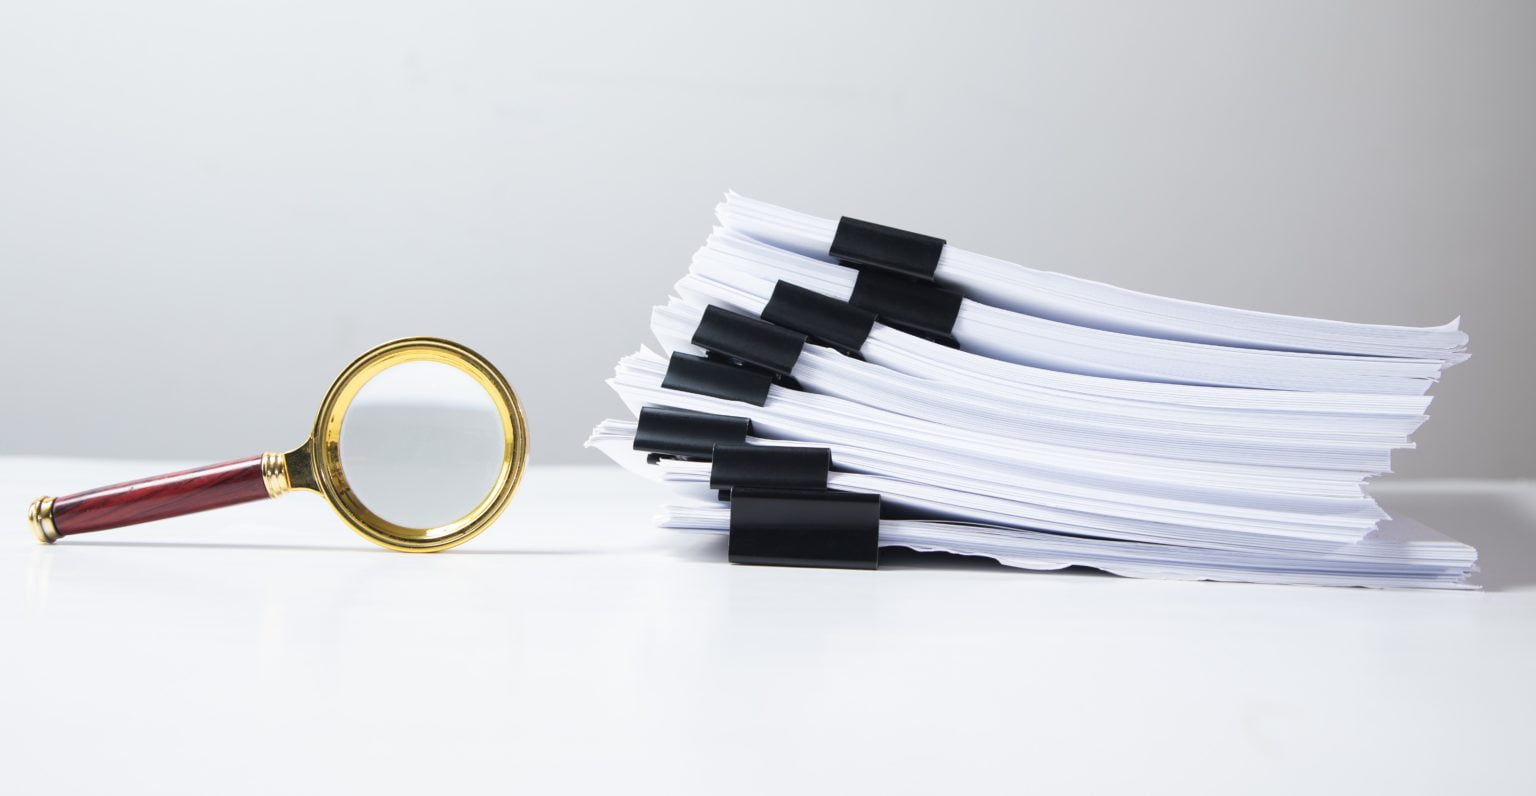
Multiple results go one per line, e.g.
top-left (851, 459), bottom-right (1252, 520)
top-left (588, 193), bottom-right (1476, 588)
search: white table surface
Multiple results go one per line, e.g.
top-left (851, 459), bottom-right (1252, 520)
top-left (2, 457), bottom-right (1534, 795)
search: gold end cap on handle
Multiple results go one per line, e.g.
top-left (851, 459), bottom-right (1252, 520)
top-left (29, 496), bottom-right (58, 544)
top-left (260, 452), bottom-right (291, 499)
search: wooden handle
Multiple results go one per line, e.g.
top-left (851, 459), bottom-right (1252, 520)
top-left (46, 457), bottom-right (275, 538)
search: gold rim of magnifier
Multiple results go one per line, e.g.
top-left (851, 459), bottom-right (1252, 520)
top-left (282, 337), bottom-right (529, 553)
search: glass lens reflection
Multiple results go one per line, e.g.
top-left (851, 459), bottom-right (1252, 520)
top-left (339, 361), bottom-right (505, 529)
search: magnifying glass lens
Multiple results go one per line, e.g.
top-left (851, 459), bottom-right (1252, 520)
top-left (338, 360), bottom-right (507, 530)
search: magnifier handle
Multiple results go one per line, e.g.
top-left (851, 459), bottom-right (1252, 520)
top-left (29, 454), bottom-right (288, 543)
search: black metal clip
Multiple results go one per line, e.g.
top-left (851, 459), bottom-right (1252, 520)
top-left (660, 351), bottom-right (775, 406)
top-left (728, 488), bottom-right (880, 570)
top-left (633, 406), bottom-right (752, 463)
top-left (713, 443), bottom-right (878, 569)
top-left (691, 305), bottom-right (806, 385)
top-left (829, 216), bottom-right (962, 347)
top-left (632, 406), bottom-right (881, 570)
top-left (760, 281), bottom-right (877, 357)
top-left (831, 216), bottom-right (946, 281)
top-left (710, 442), bottom-right (830, 492)
top-left (849, 270), bottom-right (962, 348)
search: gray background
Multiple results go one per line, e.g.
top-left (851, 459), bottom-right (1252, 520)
top-left (2, 0), bottom-right (1532, 477)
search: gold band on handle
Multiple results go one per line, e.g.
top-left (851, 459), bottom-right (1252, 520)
top-left (261, 452), bottom-right (291, 499)
top-left (28, 496), bottom-right (58, 544)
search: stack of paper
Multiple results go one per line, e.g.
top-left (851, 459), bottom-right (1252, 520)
top-left (588, 193), bottom-right (1477, 588)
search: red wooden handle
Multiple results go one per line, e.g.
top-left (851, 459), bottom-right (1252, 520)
top-left (50, 456), bottom-right (273, 537)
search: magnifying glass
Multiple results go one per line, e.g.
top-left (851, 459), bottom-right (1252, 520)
top-left (26, 337), bottom-right (529, 552)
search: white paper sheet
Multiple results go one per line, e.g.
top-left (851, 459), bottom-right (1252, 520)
top-left (586, 194), bottom-right (1478, 589)
top-left (717, 192), bottom-right (1470, 360)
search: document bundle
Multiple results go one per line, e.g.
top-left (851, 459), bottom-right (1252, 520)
top-left (588, 193), bottom-right (1476, 588)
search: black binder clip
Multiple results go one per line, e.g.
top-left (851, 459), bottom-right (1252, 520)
top-left (760, 281), bottom-right (876, 357)
top-left (691, 304), bottom-right (806, 388)
top-left (661, 351), bottom-right (774, 406)
top-left (631, 407), bottom-right (881, 570)
top-left (728, 488), bottom-right (880, 570)
top-left (830, 217), bottom-right (946, 281)
top-left (633, 406), bottom-right (751, 463)
top-left (710, 442), bottom-right (880, 570)
top-left (831, 216), bottom-right (962, 348)
top-left (710, 442), bottom-right (831, 494)
top-left (663, 303), bottom-right (820, 404)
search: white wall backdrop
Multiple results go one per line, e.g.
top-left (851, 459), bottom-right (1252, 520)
top-left (2, 0), bottom-right (1532, 477)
